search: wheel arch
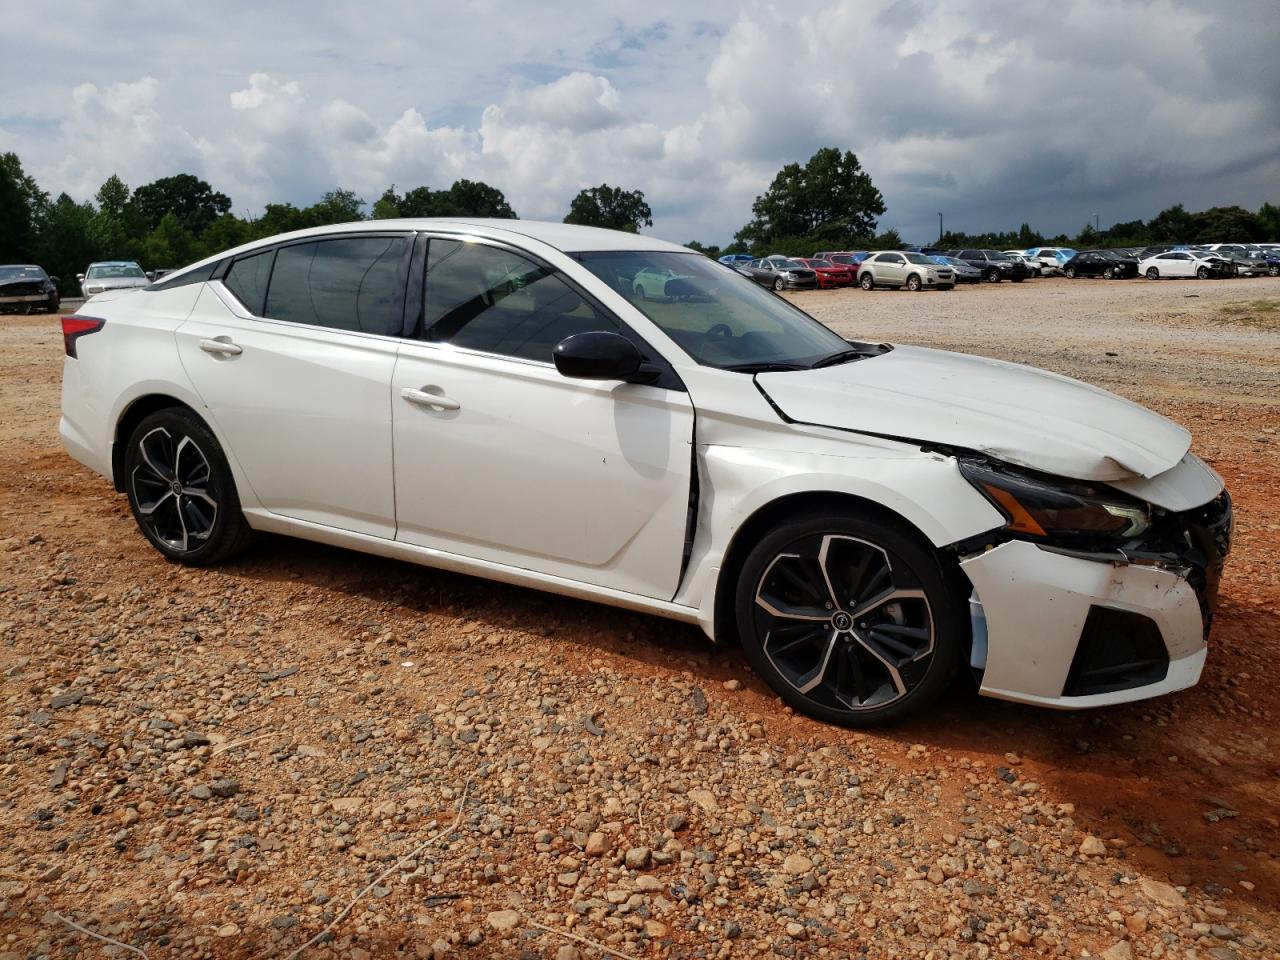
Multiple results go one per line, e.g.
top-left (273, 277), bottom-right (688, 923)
top-left (710, 490), bottom-right (967, 647)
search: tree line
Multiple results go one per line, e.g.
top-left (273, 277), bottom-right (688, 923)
top-left (3, 147), bottom-right (1277, 288)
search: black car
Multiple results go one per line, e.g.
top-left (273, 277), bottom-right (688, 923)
top-left (947, 249), bottom-right (1029, 283)
top-left (0, 264), bottom-right (60, 314)
top-left (741, 256), bottom-right (819, 291)
top-left (1063, 250), bottom-right (1139, 279)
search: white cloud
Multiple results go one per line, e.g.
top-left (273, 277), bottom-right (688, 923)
top-left (7, 1), bottom-right (1278, 243)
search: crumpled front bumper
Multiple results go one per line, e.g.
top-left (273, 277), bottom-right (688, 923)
top-left (962, 540), bottom-right (1209, 708)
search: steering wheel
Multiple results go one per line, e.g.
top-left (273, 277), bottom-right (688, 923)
top-left (705, 323), bottom-right (733, 341)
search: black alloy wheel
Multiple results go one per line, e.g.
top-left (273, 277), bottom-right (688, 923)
top-left (124, 408), bottom-right (253, 565)
top-left (735, 512), bottom-right (961, 726)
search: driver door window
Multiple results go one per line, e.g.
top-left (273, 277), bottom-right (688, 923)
top-left (420, 239), bottom-right (616, 363)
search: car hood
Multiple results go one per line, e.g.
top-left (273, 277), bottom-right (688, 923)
top-left (756, 344), bottom-right (1190, 481)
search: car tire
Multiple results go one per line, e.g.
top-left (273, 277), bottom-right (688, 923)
top-left (1146, 267), bottom-right (1160, 280)
top-left (860, 274), bottom-right (874, 291)
top-left (733, 509), bottom-right (962, 727)
top-left (906, 273), bottom-right (922, 292)
top-left (773, 277), bottom-right (785, 292)
top-left (1064, 266), bottom-right (1076, 279)
top-left (1269, 265), bottom-right (1279, 277)
top-left (984, 269), bottom-right (1000, 283)
top-left (633, 284), bottom-right (647, 301)
top-left (123, 408), bottom-right (254, 566)
top-left (1197, 267), bottom-right (1210, 280)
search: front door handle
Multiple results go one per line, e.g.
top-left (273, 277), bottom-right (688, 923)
top-left (401, 387), bottom-right (461, 411)
top-left (199, 337), bottom-right (242, 357)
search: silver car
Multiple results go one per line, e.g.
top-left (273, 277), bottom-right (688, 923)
top-left (858, 251), bottom-right (954, 291)
top-left (79, 261), bottom-right (151, 298)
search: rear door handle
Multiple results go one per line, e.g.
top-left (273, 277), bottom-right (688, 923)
top-left (401, 387), bottom-right (461, 411)
top-left (199, 337), bottom-right (242, 357)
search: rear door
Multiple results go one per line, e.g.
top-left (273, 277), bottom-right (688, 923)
top-left (390, 235), bottom-right (695, 600)
top-left (176, 234), bottom-right (411, 537)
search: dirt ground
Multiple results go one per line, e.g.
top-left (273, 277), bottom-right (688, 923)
top-left (0, 276), bottom-right (1277, 959)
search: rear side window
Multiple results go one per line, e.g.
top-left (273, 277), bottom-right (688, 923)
top-left (421, 238), bottom-right (616, 363)
top-left (223, 250), bottom-right (274, 314)
top-left (265, 236), bottom-right (409, 336)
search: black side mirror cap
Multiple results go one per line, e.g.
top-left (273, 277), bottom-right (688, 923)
top-left (554, 331), bottom-right (653, 383)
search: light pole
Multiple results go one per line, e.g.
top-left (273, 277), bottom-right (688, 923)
top-left (937, 212), bottom-right (943, 244)
top-left (1094, 213), bottom-right (1100, 232)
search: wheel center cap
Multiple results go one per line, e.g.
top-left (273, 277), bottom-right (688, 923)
top-left (170, 480), bottom-right (183, 495)
top-left (831, 611), bottom-right (853, 632)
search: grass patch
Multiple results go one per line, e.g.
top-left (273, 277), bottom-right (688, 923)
top-left (1216, 298), bottom-right (1280, 329)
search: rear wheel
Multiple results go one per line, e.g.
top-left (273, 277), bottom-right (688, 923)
top-left (860, 274), bottom-right (874, 291)
top-left (734, 510), bottom-right (962, 727)
top-left (124, 408), bottom-right (253, 565)
top-left (906, 273), bottom-right (922, 292)
top-left (1269, 265), bottom-right (1279, 277)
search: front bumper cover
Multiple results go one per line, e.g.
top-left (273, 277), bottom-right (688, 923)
top-left (961, 491), bottom-right (1231, 709)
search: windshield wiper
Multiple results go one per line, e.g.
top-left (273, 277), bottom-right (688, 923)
top-left (722, 361), bottom-right (809, 373)
top-left (810, 348), bottom-right (867, 368)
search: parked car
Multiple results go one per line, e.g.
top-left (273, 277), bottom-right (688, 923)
top-left (0, 264), bottom-right (60, 314)
top-left (1138, 251), bottom-right (1234, 280)
top-left (1062, 250), bottom-right (1139, 280)
top-left (817, 251), bottom-right (872, 273)
top-left (947, 249), bottom-right (1029, 283)
top-left (717, 254), bottom-right (754, 266)
top-left (858, 251), bottom-right (955, 291)
top-left (59, 219), bottom-right (1232, 727)
top-left (632, 265), bottom-right (696, 300)
top-left (932, 256), bottom-right (982, 284)
top-left (741, 256), bottom-right (819, 291)
top-left (1003, 251), bottom-right (1043, 276)
top-left (1201, 244), bottom-right (1269, 277)
top-left (79, 261), bottom-right (151, 298)
top-left (1025, 247), bottom-right (1077, 275)
top-left (794, 258), bottom-right (854, 288)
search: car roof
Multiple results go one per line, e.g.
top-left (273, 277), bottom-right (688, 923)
top-left (158, 219), bottom-right (692, 286)
top-left (87, 260), bottom-right (142, 267)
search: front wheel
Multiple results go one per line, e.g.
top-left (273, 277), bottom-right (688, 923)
top-left (773, 277), bottom-right (785, 292)
top-left (1197, 267), bottom-right (1210, 280)
top-left (860, 274), bottom-right (874, 291)
top-left (1269, 265), bottom-right (1279, 277)
top-left (1064, 267), bottom-right (1076, 279)
top-left (124, 408), bottom-right (254, 565)
top-left (1146, 268), bottom-right (1160, 280)
top-left (906, 273), bottom-right (922, 292)
top-left (734, 511), bottom-right (962, 727)
top-left (985, 269), bottom-right (1000, 283)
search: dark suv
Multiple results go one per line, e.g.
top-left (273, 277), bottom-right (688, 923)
top-left (948, 249), bottom-right (1029, 283)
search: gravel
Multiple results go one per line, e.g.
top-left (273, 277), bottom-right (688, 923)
top-left (0, 279), bottom-right (1277, 957)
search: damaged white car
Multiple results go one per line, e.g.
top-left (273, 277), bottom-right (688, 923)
top-left (59, 220), bottom-right (1232, 726)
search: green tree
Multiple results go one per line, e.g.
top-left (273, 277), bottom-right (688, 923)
top-left (734, 148), bottom-right (885, 254)
top-left (684, 240), bottom-right (722, 258)
top-left (302, 188), bottom-right (366, 225)
top-left (1258, 202), bottom-right (1280, 242)
top-left (1190, 205), bottom-right (1261, 243)
top-left (198, 213), bottom-right (252, 258)
top-left (0, 152), bottom-right (49, 263)
top-left (564, 184), bottom-right (652, 233)
top-left (871, 227), bottom-right (903, 249)
top-left (130, 173), bottom-right (231, 236)
top-left (374, 180), bottom-right (518, 220)
top-left (91, 175), bottom-right (137, 259)
top-left (33, 193), bottom-right (99, 287)
top-left (138, 212), bottom-right (197, 269)
top-left (1147, 204), bottom-right (1194, 243)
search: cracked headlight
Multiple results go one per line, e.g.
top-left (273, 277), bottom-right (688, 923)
top-left (960, 460), bottom-right (1150, 543)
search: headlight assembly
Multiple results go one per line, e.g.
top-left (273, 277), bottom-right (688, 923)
top-left (959, 460), bottom-right (1150, 543)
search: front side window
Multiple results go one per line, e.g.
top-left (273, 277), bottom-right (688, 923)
top-left (223, 250), bottom-right (275, 314)
top-left (422, 239), bottom-right (617, 362)
top-left (265, 236), bottom-right (408, 336)
top-left (575, 251), bottom-right (849, 370)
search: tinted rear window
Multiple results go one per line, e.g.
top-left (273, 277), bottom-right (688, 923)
top-left (265, 236), bottom-right (409, 336)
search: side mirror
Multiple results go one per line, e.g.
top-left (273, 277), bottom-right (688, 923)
top-left (76, 273), bottom-right (85, 282)
top-left (554, 331), bottom-right (645, 382)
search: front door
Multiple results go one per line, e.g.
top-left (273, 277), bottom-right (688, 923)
top-left (391, 236), bottom-right (695, 600)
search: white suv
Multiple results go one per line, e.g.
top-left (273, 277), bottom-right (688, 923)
top-left (857, 251), bottom-right (955, 291)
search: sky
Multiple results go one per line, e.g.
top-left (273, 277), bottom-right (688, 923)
top-left (2, 0), bottom-right (1277, 246)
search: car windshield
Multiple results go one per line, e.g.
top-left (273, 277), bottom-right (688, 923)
top-left (904, 253), bottom-right (935, 265)
top-left (0, 266), bottom-right (46, 282)
top-left (86, 264), bottom-right (146, 279)
top-left (575, 251), bottom-right (851, 370)
top-left (770, 259), bottom-right (804, 270)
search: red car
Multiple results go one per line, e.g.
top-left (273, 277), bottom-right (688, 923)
top-left (794, 258), bottom-right (854, 288)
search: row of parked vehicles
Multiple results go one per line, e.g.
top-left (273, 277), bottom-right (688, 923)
top-left (0, 260), bottom-right (174, 314)
top-left (718, 242), bottom-right (1280, 292)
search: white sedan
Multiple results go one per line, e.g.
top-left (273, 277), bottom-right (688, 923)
top-left (1138, 250), bottom-right (1234, 280)
top-left (59, 220), bottom-right (1232, 726)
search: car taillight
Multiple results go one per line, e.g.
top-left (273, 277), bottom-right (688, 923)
top-left (61, 316), bottom-right (105, 358)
